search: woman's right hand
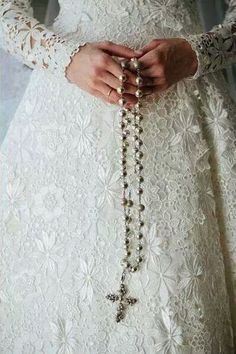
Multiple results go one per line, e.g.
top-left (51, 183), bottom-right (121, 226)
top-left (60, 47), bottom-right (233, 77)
top-left (66, 41), bottom-right (141, 107)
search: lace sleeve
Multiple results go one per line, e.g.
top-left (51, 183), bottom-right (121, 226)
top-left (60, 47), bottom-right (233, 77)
top-left (183, 0), bottom-right (236, 79)
top-left (0, 0), bottom-right (85, 79)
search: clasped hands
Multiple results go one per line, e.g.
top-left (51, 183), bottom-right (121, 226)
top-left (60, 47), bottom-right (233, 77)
top-left (66, 38), bottom-right (198, 108)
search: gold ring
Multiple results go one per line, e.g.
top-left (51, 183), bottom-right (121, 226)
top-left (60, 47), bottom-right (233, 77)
top-left (107, 88), bottom-right (113, 97)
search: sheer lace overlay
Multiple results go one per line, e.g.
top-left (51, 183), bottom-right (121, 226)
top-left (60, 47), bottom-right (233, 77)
top-left (0, 1), bottom-right (236, 353)
top-left (185, 0), bottom-right (236, 78)
top-left (0, 0), bottom-right (85, 78)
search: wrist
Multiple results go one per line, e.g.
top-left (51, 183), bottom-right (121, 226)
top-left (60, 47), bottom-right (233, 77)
top-left (181, 39), bottom-right (198, 77)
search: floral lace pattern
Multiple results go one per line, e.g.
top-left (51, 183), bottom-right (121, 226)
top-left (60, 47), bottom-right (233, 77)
top-left (0, 0), bottom-right (85, 79)
top-left (185, 0), bottom-right (236, 78)
top-left (0, 1), bottom-right (236, 353)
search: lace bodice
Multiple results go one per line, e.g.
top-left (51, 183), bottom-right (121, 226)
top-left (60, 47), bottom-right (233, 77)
top-left (0, 0), bottom-right (236, 80)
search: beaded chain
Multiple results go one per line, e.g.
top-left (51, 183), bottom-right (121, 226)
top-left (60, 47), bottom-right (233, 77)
top-left (106, 58), bottom-right (145, 323)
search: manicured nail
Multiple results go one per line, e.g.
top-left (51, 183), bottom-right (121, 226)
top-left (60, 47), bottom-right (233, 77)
top-left (134, 50), bottom-right (143, 55)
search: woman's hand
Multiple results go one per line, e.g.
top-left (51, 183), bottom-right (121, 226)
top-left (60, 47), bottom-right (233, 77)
top-left (135, 38), bottom-right (198, 94)
top-left (66, 41), bottom-right (143, 107)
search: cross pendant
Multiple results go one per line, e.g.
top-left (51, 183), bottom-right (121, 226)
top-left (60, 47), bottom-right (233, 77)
top-left (106, 283), bottom-right (138, 322)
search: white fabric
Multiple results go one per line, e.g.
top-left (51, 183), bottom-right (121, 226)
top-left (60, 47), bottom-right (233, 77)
top-left (0, 1), bottom-right (236, 353)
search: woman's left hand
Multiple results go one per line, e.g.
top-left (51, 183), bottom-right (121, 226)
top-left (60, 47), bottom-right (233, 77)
top-left (135, 38), bottom-right (198, 94)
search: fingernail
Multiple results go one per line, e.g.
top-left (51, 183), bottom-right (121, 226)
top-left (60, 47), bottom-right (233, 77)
top-left (134, 50), bottom-right (143, 55)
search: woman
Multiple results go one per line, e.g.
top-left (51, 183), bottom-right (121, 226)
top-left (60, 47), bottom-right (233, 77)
top-left (0, 0), bottom-right (236, 352)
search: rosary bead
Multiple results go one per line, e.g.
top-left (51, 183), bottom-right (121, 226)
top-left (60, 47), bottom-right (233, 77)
top-left (119, 109), bottom-right (127, 117)
top-left (123, 141), bottom-right (129, 147)
top-left (138, 204), bottom-right (145, 211)
top-left (137, 245), bottom-right (143, 251)
top-left (136, 163), bottom-right (143, 171)
top-left (137, 188), bottom-right (143, 195)
top-left (119, 98), bottom-right (126, 106)
top-left (135, 102), bottom-right (142, 109)
top-left (122, 198), bottom-right (128, 206)
top-left (133, 147), bottom-right (139, 154)
top-left (139, 220), bottom-right (144, 227)
top-left (137, 233), bottom-right (143, 239)
top-left (122, 170), bottom-right (127, 177)
top-left (139, 176), bottom-right (144, 183)
top-left (136, 76), bottom-right (143, 85)
top-left (135, 89), bottom-right (143, 98)
top-left (119, 121), bottom-right (125, 129)
top-left (126, 226), bottom-right (130, 233)
top-left (120, 158), bottom-right (126, 165)
top-left (132, 135), bottom-right (139, 141)
top-left (136, 151), bottom-right (143, 159)
top-left (136, 139), bottom-right (143, 147)
top-left (131, 266), bottom-right (138, 272)
top-left (125, 250), bottom-right (131, 257)
top-left (127, 200), bottom-right (133, 207)
top-left (137, 256), bottom-right (143, 263)
top-left (123, 182), bottom-right (128, 189)
top-left (117, 86), bottom-right (125, 94)
top-left (136, 127), bottom-right (143, 134)
top-left (131, 57), bottom-right (140, 69)
top-left (125, 215), bottom-right (131, 222)
top-left (119, 74), bottom-right (127, 82)
top-left (124, 239), bottom-right (130, 245)
top-left (136, 113), bottom-right (143, 121)
top-left (121, 60), bottom-right (129, 69)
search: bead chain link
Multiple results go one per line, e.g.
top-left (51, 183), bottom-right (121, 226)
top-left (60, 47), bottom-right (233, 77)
top-left (106, 58), bottom-right (145, 323)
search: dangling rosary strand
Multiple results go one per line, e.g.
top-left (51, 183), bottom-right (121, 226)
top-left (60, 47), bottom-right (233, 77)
top-left (106, 58), bottom-right (145, 323)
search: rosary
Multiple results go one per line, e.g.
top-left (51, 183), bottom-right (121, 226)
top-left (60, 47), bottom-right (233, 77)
top-left (106, 58), bottom-right (145, 322)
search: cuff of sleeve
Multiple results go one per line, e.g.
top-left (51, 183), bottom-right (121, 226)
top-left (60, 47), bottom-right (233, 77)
top-left (180, 33), bottom-right (213, 80)
top-left (49, 37), bottom-right (87, 81)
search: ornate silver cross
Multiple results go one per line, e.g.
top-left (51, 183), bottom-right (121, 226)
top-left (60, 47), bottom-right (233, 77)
top-left (106, 283), bottom-right (137, 322)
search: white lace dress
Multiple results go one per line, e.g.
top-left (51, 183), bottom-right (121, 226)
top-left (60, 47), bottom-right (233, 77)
top-left (0, 1), bottom-right (236, 353)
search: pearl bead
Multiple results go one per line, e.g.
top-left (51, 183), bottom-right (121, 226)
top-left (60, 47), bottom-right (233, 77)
top-left (135, 89), bottom-right (143, 98)
top-left (138, 204), bottom-right (145, 211)
top-left (136, 127), bottom-right (143, 134)
top-left (122, 198), bottom-right (128, 206)
top-left (136, 113), bottom-right (143, 121)
top-left (137, 188), bottom-right (143, 195)
top-left (131, 57), bottom-right (140, 69)
top-left (119, 109), bottom-right (127, 117)
top-left (135, 102), bottom-right (142, 109)
top-left (117, 86), bottom-right (125, 94)
top-left (139, 176), bottom-right (144, 183)
top-left (119, 98), bottom-right (126, 106)
top-left (127, 200), bottom-right (133, 207)
top-left (136, 151), bottom-right (143, 159)
top-left (119, 74), bottom-right (127, 82)
top-left (131, 266), bottom-right (138, 272)
top-left (121, 60), bottom-right (129, 69)
top-left (136, 76), bottom-right (143, 85)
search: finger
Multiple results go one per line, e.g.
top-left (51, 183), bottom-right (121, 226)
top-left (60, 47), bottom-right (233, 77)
top-left (141, 65), bottom-right (158, 77)
top-left (98, 40), bottom-right (135, 59)
top-left (102, 72), bottom-right (137, 95)
top-left (140, 76), bottom-right (166, 87)
top-left (93, 90), bottom-right (116, 105)
top-left (138, 50), bottom-right (159, 69)
top-left (106, 58), bottom-right (137, 85)
top-left (97, 82), bottom-right (137, 107)
top-left (136, 39), bottom-right (164, 56)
